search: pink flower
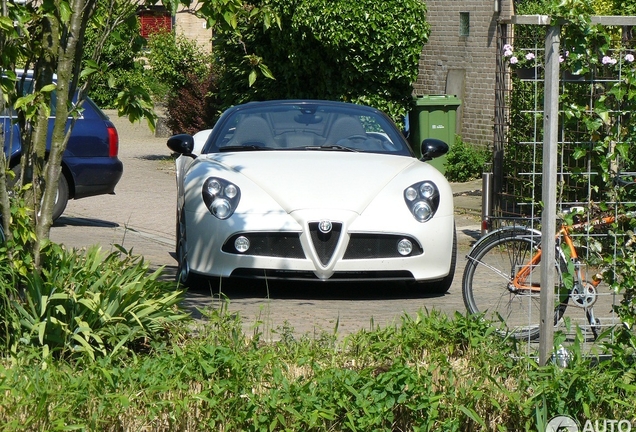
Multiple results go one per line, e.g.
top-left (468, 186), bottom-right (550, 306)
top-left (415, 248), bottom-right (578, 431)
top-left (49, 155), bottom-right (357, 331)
top-left (602, 55), bottom-right (617, 65)
top-left (503, 44), bottom-right (514, 57)
top-left (525, 53), bottom-right (535, 61)
top-left (503, 44), bottom-right (513, 52)
top-left (510, 56), bottom-right (519, 65)
top-left (625, 54), bottom-right (635, 63)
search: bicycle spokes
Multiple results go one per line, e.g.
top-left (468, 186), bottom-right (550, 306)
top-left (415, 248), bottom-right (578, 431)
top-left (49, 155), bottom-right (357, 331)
top-left (462, 230), bottom-right (550, 340)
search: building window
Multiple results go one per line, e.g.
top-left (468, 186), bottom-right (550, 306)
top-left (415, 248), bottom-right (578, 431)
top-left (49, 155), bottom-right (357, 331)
top-left (460, 12), bottom-right (470, 37)
top-left (138, 7), bottom-right (172, 38)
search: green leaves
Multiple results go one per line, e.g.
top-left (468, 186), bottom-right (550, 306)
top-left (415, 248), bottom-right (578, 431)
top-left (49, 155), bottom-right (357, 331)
top-left (3, 241), bottom-right (189, 362)
top-left (58, 0), bottom-right (72, 24)
top-left (223, 10), bottom-right (238, 29)
top-left (258, 63), bottom-right (275, 80)
top-left (79, 60), bottom-right (100, 80)
top-left (116, 84), bottom-right (157, 132)
top-left (4, 307), bottom-right (636, 430)
top-left (248, 70), bottom-right (257, 87)
top-left (444, 136), bottom-right (490, 182)
top-left (0, 16), bottom-right (14, 31)
top-left (146, 31), bottom-right (211, 94)
top-left (247, 57), bottom-right (275, 87)
top-left (214, 0), bottom-right (429, 121)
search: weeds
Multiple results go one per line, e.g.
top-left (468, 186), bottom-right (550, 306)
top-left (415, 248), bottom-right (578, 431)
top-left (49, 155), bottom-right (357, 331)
top-left (1, 204), bottom-right (635, 430)
top-left (2, 307), bottom-right (635, 431)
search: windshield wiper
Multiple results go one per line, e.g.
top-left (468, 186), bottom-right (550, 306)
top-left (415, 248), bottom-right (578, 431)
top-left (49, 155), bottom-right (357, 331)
top-left (303, 145), bottom-right (358, 152)
top-left (219, 145), bottom-right (273, 152)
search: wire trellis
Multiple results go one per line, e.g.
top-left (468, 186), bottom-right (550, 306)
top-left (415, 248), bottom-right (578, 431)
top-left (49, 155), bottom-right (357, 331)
top-left (492, 20), bottom-right (636, 356)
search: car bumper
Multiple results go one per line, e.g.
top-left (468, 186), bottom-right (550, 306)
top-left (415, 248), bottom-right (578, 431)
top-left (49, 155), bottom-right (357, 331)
top-left (185, 208), bottom-right (455, 283)
top-left (65, 157), bottom-right (123, 198)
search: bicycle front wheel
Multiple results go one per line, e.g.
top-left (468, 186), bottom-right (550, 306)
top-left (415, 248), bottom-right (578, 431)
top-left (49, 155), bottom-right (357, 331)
top-left (462, 229), bottom-right (566, 340)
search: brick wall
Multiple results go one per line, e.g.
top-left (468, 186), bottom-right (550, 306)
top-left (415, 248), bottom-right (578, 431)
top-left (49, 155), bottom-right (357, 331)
top-left (174, 8), bottom-right (213, 53)
top-left (414, 0), bottom-right (513, 148)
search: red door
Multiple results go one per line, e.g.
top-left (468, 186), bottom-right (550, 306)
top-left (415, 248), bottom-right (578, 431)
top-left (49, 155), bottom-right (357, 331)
top-left (139, 10), bottom-right (172, 38)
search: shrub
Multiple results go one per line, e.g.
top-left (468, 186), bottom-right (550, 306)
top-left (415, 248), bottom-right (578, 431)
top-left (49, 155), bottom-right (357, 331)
top-left (444, 136), bottom-right (490, 182)
top-left (2, 309), bottom-right (636, 430)
top-left (0, 251), bottom-right (18, 351)
top-left (214, 0), bottom-right (430, 122)
top-left (146, 31), bottom-right (211, 101)
top-left (88, 67), bottom-right (150, 109)
top-left (1, 235), bottom-right (189, 362)
top-left (82, 7), bottom-right (147, 108)
top-left (165, 67), bottom-right (222, 135)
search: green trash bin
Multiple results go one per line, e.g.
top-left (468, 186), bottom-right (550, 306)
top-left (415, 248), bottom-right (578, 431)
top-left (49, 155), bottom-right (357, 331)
top-left (408, 95), bottom-right (461, 174)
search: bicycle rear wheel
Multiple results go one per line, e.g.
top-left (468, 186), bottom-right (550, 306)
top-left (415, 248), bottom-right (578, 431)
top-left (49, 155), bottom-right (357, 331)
top-left (462, 228), bottom-right (567, 340)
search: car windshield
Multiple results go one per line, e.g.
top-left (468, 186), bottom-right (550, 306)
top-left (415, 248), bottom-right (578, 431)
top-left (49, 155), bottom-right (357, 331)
top-left (204, 101), bottom-right (412, 156)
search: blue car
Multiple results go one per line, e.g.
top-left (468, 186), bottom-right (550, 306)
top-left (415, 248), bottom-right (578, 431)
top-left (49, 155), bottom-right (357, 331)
top-left (1, 72), bottom-right (123, 220)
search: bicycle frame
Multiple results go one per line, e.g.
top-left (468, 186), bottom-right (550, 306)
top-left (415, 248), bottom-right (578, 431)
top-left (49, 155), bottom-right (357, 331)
top-left (513, 215), bottom-right (615, 292)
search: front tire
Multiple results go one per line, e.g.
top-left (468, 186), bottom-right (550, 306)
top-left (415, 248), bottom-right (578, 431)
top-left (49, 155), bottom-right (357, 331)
top-left (11, 164), bottom-right (69, 221)
top-left (175, 209), bottom-right (206, 289)
top-left (52, 173), bottom-right (69, 221)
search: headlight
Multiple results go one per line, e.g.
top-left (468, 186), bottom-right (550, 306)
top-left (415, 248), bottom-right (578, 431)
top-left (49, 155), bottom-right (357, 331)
top-left (405, 187), bottom-right (418, 201)
top-left (211, 198), bottom-right (232, 218)
top-left (413, 201), bottom-right (433, 221)
top-left (225, 184), bottom-right (238, 198)
top-left (420, 182), bottom-right (435, 198)
top-left (207, 179), bottom-right (222, 195)
top-left (202, 177), bottom-right (241, 220)
top-left (404, 181), bottom-right (440, 222)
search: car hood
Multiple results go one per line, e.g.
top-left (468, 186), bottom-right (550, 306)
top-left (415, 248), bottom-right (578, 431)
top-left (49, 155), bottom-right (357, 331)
top-left (201, 151), bottom-right (419, 214)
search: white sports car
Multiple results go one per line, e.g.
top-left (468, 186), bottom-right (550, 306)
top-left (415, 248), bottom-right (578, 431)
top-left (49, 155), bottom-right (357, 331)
top-left (168, 100), bottom-right (456, 292)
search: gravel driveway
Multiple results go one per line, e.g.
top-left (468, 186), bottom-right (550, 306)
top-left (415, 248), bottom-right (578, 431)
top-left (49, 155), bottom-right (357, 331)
top-left (51, 111), bottom-right (483, 339)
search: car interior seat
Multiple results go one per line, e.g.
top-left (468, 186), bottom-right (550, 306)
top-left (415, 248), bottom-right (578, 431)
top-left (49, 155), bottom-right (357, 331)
top-left (325, 116), bottom-right (367, 144)
top-left (228, 116), bottom-right (277, 148)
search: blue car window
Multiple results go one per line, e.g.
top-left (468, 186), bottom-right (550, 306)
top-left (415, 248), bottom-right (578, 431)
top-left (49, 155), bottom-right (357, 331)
top-left (14, 78), bottom-right (59, 117)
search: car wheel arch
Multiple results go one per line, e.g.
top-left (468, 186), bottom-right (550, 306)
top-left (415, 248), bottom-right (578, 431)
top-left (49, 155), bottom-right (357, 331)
top-left (9, 154), bottom-right (75, 199)
top-left (9, 156), bottom-right (73, 220)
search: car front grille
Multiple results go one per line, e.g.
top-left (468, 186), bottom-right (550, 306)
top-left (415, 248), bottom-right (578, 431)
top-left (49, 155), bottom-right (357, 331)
top-left (221, 230), bottom-right (421, 262)
top-left (343, 234), bottom-right (423, 259)
top-left (308, 222), bottom-right (342, 265)
top-left (222, 232), bottom-right (305, 258)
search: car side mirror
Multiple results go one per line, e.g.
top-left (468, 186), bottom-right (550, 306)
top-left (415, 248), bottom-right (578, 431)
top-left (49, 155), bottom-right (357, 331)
top-left (420, 138), bottom-right (449, 161)
top-left (167, 134), bottom-right (195, 157)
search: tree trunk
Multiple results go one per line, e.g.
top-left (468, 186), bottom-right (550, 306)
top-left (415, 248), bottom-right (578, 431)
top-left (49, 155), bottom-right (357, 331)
top-left (35, 0), bottom-right (94, 268)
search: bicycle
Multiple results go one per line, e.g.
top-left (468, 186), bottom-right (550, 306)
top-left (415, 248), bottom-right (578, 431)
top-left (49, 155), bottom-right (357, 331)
top-left (462, 179), bottom-right (636, 340)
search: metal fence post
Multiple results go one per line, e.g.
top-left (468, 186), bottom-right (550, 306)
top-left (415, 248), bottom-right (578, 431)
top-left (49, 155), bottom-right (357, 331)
top-left (481, 165), bottom-right (493, 235)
